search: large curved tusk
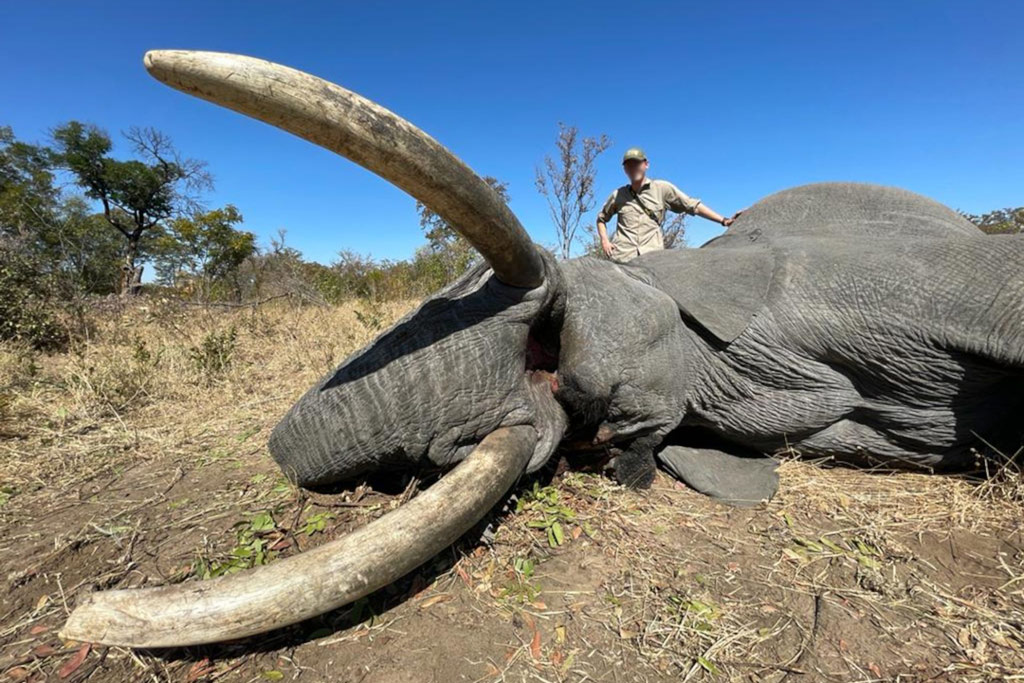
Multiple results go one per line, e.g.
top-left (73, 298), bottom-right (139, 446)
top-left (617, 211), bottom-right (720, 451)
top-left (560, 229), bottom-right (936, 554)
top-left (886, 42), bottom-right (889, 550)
top-left (60, 426), bottom-right (537, 648)
top-left (143, 50), bottom-right (544, 289)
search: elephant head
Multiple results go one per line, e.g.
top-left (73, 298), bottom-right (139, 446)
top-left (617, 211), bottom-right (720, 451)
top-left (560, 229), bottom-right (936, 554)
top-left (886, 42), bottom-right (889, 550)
top-left (61, 50), bottom-right (573, 648)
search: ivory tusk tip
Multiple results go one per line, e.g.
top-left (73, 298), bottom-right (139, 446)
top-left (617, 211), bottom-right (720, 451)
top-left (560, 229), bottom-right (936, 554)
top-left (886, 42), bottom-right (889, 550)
top-left (58, 595), bottom-right (120, 647)
top-left (142, 49), bottom-right (175, 73)
top-left (143, 49), bottom-right (193, 81)
top-left (59, 590), bottom-right (159, 648)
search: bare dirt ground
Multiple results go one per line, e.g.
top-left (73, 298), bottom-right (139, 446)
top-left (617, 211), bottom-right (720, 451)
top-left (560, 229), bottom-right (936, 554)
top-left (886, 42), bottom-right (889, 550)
top-left (2, 299), bottom-right (1023, 682)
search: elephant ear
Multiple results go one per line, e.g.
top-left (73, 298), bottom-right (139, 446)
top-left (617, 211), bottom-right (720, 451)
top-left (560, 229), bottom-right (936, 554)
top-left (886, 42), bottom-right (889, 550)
top-left (703, 182), bottom-right (981, 248)
top-left (627, 246), bottom-right (774, 344)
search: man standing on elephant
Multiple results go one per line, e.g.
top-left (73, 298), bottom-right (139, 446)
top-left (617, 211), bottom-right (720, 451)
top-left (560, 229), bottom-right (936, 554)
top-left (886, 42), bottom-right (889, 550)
top-left (596, 147), bottom-right (736, 262)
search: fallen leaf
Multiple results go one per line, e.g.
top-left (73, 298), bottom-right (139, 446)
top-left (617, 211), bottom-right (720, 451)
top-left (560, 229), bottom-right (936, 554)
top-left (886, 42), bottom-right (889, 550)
top-left (31, 643), bottom-right (57, 658)
top-left (186, 657), bottom-right (214, 682)
top-left (521, 612), bottom-right (536, 631)
top-left (6, 667), bottom-right (31, 681)
top-left (958, 627), bottom-right (973, 650)
top-left (697, 656), bottom-right (718, 675)
top-left (418, 593), bottom-right (453, 609)
top-left (782, 548), bottom-right (805, 563)
top-left (867, 662), bottom-right (882, 677)
top-left (268, 538), bottom-right (292, 551)
top-left (555, 625), bottom-right (567, 644)
top-left (29, 625), bottom-right (49, 635)
top-left (530, 601), bottom-right (547, 611)
top-left (529, 630), bottom-right (542, 660)
top-left (990, 630), bottom-right (1018, 649)
top-left (550, 650), bottom-right (563, 667)
top-left (35, 595), bottom-right (50, 612)
top-left (58, 642), bottom-right (90, 679)
top-left (456, 565), bottom-right (472, 586)
top-left (571, 526), bottom-right (583, 540)
top-left (560, 652), bottom-right (576, 676)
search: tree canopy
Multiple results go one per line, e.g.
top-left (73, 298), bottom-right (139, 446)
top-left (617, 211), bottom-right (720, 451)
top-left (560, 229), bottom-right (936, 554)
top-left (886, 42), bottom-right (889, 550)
top-left (51, 122), bottom-right (213, 293)
top-left (152, 205), bottom-right (256, 298)
top-left (415, 175), bottom-right (509, 281)
top-left (963, 208), bottom-right (1023, 235)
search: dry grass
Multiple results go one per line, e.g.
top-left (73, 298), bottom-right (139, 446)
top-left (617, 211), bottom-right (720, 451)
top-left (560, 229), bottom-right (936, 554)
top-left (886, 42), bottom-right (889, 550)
top-left (0, 297), bottom-right (414, 500)
top-left (1, 297), bottom-right (1023, 682)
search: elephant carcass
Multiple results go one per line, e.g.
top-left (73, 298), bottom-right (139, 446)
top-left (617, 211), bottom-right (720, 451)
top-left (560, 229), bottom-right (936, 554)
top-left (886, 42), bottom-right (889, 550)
top-left (61, 51), bottom-right (1024, 648)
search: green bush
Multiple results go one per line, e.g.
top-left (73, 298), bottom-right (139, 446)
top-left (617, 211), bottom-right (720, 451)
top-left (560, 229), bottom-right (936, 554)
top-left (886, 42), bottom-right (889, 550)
top-left (0, 239), bottom-right (67, 350)
top-left (189, 326), bottom-right (238, 382)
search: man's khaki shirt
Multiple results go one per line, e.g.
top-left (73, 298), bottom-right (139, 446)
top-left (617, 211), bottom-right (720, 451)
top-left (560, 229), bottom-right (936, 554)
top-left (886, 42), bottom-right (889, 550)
top-left (597, 178), bottom-right (701, 262)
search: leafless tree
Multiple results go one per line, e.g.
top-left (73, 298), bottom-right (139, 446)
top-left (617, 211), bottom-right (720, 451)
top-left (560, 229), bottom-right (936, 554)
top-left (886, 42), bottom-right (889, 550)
top-left (535, 124), bottom-right (611, 259)
top-left (124, 126), bottom-right (213, 216)
top-left (661, 211), bottom-right (687, 249)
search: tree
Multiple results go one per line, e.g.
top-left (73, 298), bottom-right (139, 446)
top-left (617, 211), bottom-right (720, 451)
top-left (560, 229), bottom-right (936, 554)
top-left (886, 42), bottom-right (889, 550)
top-left (234, 229), bottom-right (329, 304)
top-left (0, 234), bottom-right (67, 349)
top-left (415, 175), bottom-right (509, 282)
top-left (51, 122), bottom-right (212, 294)
top-left (37, 198), bottom-right (123, 296)
top-left (1, 126), bottom-right (60, 239)
top-left (962, 208), bottom-right (1023, 235)
top-left (535, 123), bottom-right (611, 259)
top-left (661, 211), bottom-right (687, 249)
top-left (152, 205), bottom-right (256, 299)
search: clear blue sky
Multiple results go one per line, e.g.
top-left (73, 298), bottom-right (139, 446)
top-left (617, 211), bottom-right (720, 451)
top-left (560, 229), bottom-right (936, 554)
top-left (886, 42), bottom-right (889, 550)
top-left (2, 2), bottom-right (1021, 263)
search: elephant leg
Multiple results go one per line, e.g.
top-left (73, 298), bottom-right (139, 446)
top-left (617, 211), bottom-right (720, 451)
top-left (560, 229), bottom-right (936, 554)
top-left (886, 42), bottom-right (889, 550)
top-left (609, 432), bottom-right (663, 489)
top-left (790, 418), bottom-right (966, 471)
top-left (656, 445), bottom-right (779, 507)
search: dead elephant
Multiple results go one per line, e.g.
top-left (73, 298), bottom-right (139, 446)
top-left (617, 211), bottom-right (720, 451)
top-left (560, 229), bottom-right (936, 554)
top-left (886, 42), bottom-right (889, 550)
top-left (62, 51), bottom-right (1023, 648)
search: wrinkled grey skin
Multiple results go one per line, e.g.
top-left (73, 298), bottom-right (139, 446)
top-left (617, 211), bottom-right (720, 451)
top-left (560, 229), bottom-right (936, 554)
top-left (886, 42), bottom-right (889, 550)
top-left (270, 182), bottom-right (1023, 503)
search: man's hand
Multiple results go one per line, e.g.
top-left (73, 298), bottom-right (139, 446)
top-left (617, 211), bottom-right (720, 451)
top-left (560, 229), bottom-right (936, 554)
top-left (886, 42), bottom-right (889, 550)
top-left (720, 209), bottom-right (747, 228)
top-left (601, 237), bottom-right (614, 257)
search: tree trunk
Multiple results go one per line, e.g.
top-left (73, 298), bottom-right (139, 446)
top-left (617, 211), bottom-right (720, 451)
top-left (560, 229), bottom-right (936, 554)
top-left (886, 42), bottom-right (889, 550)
top-left (120, 238), bottom-right (143, 296)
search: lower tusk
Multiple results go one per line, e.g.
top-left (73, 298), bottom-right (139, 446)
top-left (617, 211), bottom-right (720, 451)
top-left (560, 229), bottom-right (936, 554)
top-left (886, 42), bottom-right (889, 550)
top-left (60, 426), bottom-right (537, 648)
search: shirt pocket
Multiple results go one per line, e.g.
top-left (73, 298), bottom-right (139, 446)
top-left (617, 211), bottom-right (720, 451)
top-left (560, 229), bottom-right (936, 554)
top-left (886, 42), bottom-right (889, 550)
top-left (618, 203), bottom-right (643, 227)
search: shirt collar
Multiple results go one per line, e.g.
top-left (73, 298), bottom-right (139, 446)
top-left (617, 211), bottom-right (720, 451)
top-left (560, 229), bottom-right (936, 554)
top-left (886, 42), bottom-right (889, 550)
top-left (628, 177), bottom-right (653, 193)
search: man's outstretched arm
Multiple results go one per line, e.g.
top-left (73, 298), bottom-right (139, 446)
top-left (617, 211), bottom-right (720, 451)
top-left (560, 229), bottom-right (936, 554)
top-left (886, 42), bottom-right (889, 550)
top-left (664, 182), bottom-right (737, 228)
top-left (696, 203), bottom-right (735, 227)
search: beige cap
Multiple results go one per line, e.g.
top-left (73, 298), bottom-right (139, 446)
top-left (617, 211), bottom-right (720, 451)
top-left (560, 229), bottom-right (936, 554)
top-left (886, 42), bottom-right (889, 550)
top-left (622, 147), bottom-right (647, 163)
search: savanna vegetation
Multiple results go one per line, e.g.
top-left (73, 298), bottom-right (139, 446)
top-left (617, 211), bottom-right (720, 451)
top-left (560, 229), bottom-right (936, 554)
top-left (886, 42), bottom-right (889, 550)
top-left (1, 121), bottom-right (624, 352)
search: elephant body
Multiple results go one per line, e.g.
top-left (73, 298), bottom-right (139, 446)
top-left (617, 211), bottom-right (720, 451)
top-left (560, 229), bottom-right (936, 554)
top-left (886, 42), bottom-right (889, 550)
top-left (271, 182), bottom-right (1023, 502)
top-left (546, 184), bottom-right (1024, 496)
